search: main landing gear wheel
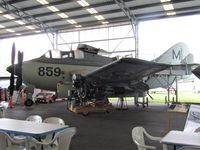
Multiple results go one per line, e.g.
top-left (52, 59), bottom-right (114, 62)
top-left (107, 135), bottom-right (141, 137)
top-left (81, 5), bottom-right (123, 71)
top-left (24, 99), bottom-right (34, 107)
top-left (82, 111), bottom-right (89, 116)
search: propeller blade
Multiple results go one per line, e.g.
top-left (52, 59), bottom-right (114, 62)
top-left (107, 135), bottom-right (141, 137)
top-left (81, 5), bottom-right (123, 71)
top-left (9, 42), bottom-right (16, 108)
top-left (11, 43), bottom-right (15, 65)
top-left (16, 51), bottom-right (23, 90)
top-left (9, 43), bottom-right (16, 96)
top-left (9, 73), bottom-right (14, 96)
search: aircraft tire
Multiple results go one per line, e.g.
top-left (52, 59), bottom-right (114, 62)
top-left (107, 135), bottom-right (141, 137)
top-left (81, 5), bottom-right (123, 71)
top-left (82, 111), bottom-right (89, 116)
top-left (24, 99), bottom-right (34, 107)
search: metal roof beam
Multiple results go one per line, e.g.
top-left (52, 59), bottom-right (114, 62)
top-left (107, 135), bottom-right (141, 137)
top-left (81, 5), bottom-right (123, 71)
top-left (0, 0), bottom-right (193, 24)
top-left (1, 2), bottom-right (200, 30)
top-left (5, 0), bottom-right (74, 12)
top-left (0, 0), bottom-right (54, 33)
top-left (0, 0), bottom-right (57, 47)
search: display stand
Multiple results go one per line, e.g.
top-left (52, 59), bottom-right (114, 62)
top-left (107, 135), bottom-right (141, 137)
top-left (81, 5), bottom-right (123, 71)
top-left (68, 101), bottom-right (114, 116)
top-left (184, 104), bottom-right (200, 133)
top-left (167, 103), bottom-right (189, 130)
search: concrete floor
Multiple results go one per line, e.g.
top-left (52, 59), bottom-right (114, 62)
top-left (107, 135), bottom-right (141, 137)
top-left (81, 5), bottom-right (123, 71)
top-left (3, 101), bottom-right (187, 150)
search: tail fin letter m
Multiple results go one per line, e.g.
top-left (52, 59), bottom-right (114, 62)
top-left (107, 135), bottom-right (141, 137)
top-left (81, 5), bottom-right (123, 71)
top-left (172, 49), bottom-right (181, 60)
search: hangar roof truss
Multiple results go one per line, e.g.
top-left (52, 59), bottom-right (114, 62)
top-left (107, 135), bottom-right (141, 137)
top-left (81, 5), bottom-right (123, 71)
top-left (0, 0), bottom-right (200, 39)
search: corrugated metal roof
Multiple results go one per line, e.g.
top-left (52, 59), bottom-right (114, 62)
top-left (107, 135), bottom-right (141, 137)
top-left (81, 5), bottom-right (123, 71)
top-left (0, 0), bottom-right (199, 39)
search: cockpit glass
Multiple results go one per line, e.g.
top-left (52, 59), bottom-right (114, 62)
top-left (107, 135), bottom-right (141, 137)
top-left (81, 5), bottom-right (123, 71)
top-left (51, 49), bottom-right (61, 58)
top-left (44, 51), bottom-right (51, 58)
top-left (43, 49), bottom-right (61, 59)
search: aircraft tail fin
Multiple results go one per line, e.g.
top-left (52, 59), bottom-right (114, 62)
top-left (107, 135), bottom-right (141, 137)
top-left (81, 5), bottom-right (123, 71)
top-left (154, 42), bottom-right (194, 65)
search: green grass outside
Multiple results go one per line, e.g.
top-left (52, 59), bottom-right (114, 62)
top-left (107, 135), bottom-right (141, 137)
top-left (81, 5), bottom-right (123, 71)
top-left (109, 91), bottom-right (200, 103)
top-left (149, 91), bottom-right (200, 103)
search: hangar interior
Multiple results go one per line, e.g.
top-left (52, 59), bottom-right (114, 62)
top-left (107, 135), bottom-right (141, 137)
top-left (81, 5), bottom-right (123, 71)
top-left (0, 1), bottom-right (200, 150)
top-left (1, 0), bottom-right (200, 102)
top-left (1, 0), bottom-right (200, 57)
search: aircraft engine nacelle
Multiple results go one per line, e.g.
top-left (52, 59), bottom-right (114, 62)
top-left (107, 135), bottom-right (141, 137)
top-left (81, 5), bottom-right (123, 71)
top-left (71, 74), bottom-right (129, 103)
top-left (72, 74), bottom-right (108, 102)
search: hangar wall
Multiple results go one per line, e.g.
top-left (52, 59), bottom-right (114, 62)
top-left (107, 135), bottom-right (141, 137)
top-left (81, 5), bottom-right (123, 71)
top-left (57, 24), bottom-right (136, 58)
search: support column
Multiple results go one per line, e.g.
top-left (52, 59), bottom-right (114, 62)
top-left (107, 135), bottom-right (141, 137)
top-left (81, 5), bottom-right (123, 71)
top-left (114, 0), bottom-right (138, 58)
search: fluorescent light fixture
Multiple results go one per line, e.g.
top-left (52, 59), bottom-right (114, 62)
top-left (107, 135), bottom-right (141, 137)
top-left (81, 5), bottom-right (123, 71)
top-left (57, 13), bottom-right (68, 18)
top-left (0, 24), bottom-right (5, 28)
top-left (163, 4), bottom-right (174, 11)
top-left (75, 25), bottom-right (82, 28)
top-left (160, 0), bottom-right (171, 2)
top-left (102, 21), bottom-right (109, 24)
top-left (166, 11), bottom-right (176, 16)
top-left (47, 6), bottom-right (59, 12)
top-left (6, 29), bottom-right (15, 32)
top-left (15, 20), bottom-right (25, 25)
top-left (16, 33), bottom-right (21, 36)
top-left (25, 26), bottom-right (35, 30)
top-left (94, 15), bottom-right (105, 20)
top-left (77, 0), bottom-right (89, 7)
top-left (86, 8), bottom-right (98, 14)
top-left (36, 0), bottom-right (49, 5)
top-left (3, 14), bottom-right (15, 19)
top-left (67, 19), bottom-right (77, 24)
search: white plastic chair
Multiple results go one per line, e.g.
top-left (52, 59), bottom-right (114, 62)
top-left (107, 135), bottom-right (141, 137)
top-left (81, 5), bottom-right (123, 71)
top-left (12, 115), bottom-right (42, 146)
top-left (26, 115), bottom-right (42, 123)
top-left (31, 127), bottom-right (77, 150)
top-left (0, 131), bottom-right (26, 150)
top-left (132, 126), bottom-right (162, 150)
top-left (42, 117), bottom-right (65, 145)
top-left (0, 101), bottom-right (9, 118)
top-left (43, 117), bottom-right (65, 125)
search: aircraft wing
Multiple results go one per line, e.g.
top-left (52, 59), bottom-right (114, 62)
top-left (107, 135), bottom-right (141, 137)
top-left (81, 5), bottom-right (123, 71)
top-left (84, 58), bottom-right (170, 84)
top-left (157, 63), bottom-right (199, 75)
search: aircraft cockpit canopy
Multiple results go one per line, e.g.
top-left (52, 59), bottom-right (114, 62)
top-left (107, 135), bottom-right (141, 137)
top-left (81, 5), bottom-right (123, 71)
top-left (40, 44), bottom-right (108, 60)
top-left (42, 49), bottom-right (61, 59)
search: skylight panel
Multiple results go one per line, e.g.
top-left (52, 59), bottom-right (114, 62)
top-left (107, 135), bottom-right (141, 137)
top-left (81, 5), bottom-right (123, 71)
top-left (75, 25), bottom-right (82, 28)
top-left (6, 29), bottom-right (15, 32)
top-left (160, 0), bottom-right (171, 2)
top-left (15, 20), bottom-right (25, 25)
top-left (3, 14), bottom-right (15, 20)
top-left (102, 21), bottom-right (109, 24)
top-left (163, 4), bottom-right (174, 11)
top-left (67, 19), bottom-right (77, 24)
top-left (77, 0), bottom-right (90, 7)
top-left (94, 15), bottom-right (105, 20)
top-left (166, 11), bottom-right (176, 16)
top-left (47, 6), bottom-right (59, 12)
top-left (57, 13), bottom-right (68, 18)
top-left (35, 30), bottom-right (41, 33)
top-left (0, 24), bottom-right (5, 28)
top-left (86, 8), bottom-right (98, 14)
top-left (36, 0), bottom-right (49, 5)
top-left (25, 26), bottom-right (35, 30)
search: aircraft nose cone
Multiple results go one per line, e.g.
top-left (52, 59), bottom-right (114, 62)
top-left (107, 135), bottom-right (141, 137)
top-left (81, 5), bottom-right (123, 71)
top-left (6, 64), bottom-right (21, 75)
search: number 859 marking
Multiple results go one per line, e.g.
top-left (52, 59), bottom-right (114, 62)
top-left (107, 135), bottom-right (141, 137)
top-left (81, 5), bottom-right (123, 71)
top-left (38, 67), bottom-right (61, 76)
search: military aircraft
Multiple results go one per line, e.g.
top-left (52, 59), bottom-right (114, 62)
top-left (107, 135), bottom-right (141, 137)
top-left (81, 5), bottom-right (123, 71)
top-left (6, 42), bottom-right (197, 107)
